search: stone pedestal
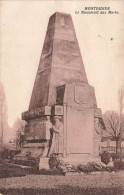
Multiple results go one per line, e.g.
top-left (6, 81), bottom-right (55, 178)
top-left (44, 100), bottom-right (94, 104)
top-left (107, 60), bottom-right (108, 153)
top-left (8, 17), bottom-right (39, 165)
top-left (39, 158), bottom-right (49, 170)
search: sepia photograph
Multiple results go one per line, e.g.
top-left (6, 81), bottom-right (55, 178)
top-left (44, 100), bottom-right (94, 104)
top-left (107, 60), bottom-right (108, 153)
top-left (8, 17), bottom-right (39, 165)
top-left (0, 0), bottom-right (124, 194)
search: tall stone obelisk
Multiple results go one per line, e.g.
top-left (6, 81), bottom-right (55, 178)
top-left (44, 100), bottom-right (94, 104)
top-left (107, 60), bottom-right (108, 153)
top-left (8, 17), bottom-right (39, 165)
top-left (19, 12), bottom-right (104, 167)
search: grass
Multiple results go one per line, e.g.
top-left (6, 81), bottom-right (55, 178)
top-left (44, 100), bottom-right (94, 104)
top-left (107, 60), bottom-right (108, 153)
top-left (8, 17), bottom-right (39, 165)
top-left (0, 163), bottom-right (37, 178)
top-left (0, 164), bottom-right (124, 195)
top-left (0, 187), bottom-right (123, 195)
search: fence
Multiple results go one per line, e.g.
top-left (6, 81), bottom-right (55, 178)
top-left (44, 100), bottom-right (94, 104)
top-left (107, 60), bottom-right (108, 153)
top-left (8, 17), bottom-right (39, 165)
top-left (101, 146), bottom-right (124, 154)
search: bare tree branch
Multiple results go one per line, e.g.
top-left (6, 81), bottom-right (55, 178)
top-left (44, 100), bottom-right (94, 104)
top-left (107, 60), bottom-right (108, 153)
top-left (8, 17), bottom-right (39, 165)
top-left (13, 118), bottom-right (27, 149)
top-left (103, 111), bottom-right (124, 140)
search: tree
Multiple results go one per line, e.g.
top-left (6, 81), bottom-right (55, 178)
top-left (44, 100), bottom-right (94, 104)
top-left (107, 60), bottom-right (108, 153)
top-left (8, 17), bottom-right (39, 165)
top-left (13, 118), bottom-right (27, 149)
top-left (103, 86), bottom-right (124, 160)
top-left (103, 111), bottom-right (124, 158)
top-left (0, 81), bottom-right (8, 147)
top-left (118, 85), bottom-right (124, 160)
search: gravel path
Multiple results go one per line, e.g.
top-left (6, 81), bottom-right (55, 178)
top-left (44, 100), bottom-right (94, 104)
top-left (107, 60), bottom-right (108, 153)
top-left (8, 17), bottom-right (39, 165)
top-left (0, 172), bottom-right (124, 195)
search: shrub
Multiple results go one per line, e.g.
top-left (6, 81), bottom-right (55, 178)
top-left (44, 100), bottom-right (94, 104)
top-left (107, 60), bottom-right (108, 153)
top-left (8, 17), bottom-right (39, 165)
top-left (87, 162), bottom-right (102, 171)
top-left (78, 164), bottom-right (90, 173)
top-left (101, 151), bottom-right (111, 165)
top-left (78, 162), bottom-right (103, 173)
top-left (49, 154), bottom-right (59, 169)
top-left (48, 154), bottom-right (111, 174)
top-left (0, 147), bottom-right (9, 162)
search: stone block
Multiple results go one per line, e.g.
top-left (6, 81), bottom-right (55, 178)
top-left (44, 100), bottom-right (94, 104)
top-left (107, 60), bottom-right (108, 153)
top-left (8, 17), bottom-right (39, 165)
top-left (39, 158), bottom-right (50, 170)
top-left (107, 161), bottom-right (114, 168)
top-left (51, 105), bottom-right (63, 116)
top-left (22, 106), bottom-right (51, 120)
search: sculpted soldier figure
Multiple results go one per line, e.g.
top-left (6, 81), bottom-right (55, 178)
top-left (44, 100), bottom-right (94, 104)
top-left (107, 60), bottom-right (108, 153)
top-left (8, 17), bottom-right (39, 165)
top-left (47, 116), bottom-right (63, 156)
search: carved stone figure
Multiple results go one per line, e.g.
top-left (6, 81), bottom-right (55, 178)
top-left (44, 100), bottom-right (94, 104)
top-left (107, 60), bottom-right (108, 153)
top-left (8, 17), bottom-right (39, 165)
top-left (48, 116), bottom-right (63, 156)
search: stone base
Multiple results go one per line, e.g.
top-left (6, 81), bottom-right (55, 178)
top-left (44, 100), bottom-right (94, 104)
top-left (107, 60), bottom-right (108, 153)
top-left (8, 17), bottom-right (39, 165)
top-left (59, 154), bottom-right (101, 165)
top-left (39, 157), bottom-right (50, 170)
top-left (39, 154), bottom-right (101, 170)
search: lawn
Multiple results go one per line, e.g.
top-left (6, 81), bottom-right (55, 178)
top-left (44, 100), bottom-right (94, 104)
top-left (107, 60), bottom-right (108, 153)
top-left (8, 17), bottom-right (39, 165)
top-left (0, 164), bottom-right (124, 195)
top-left (0, 163), bottom-right (37, 178)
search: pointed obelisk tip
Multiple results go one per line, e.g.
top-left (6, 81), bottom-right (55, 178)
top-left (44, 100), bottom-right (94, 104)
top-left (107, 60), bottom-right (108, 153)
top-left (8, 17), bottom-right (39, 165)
top-left (50, 12), bottom-right (71, 18)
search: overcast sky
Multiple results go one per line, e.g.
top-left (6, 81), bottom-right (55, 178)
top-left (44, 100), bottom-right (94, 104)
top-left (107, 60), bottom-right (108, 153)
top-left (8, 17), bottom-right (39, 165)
top-left (0, 1), bottom-right (124, 126)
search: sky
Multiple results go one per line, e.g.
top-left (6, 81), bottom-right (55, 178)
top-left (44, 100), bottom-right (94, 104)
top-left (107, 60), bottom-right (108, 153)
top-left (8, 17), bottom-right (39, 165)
top-left (0, 0), bottom-right (124, 127)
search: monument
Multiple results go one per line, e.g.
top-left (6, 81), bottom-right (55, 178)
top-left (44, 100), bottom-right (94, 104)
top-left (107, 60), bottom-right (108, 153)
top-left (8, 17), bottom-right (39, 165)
top-left (15, 12), bottom-right (105, 168)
